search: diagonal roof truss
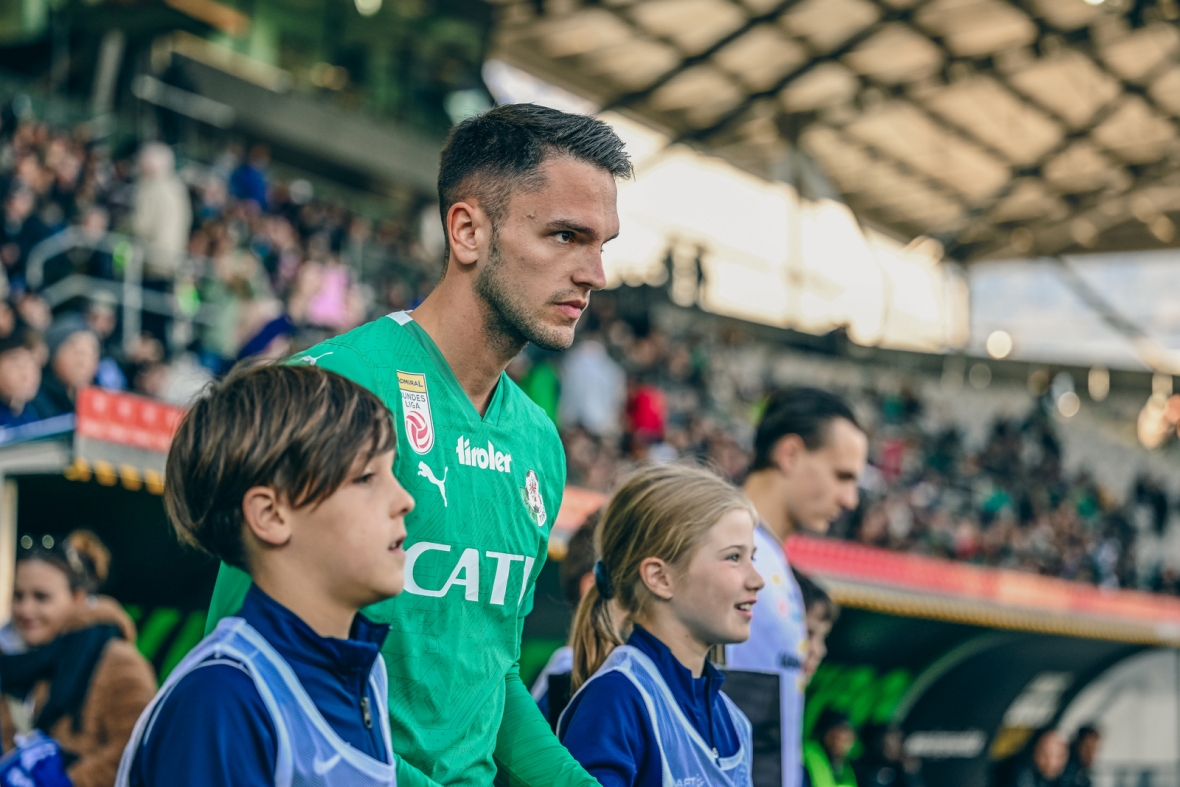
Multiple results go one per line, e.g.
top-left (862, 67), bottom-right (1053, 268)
top-left (492, 0), bottom-right (1180, 262)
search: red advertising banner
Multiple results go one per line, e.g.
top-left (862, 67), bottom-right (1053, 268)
top-left (75, 387), bottom-right (185, 454)
top-left (786, 533), bottom-right (1180, 627)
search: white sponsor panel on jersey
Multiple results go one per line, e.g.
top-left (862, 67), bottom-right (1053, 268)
top-left (397, 370), bottom-right (434, 454)
top-left (455, 436), bottom-right (512, 472)
top-left (402, 541), bottom-right (536, 606)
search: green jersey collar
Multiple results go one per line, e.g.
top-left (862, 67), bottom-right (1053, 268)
top-left (387, 311), bottom-right (507, 425)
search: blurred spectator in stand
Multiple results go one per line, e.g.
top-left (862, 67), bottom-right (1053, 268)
top-left (1001, 727), bottom-right (1068, 787)
top-left (1, 187), bottom-right (48, 287)
top-left (512, 347), bottom-right (561, 426)
top-left (33, 315), bottom-right (99, 418)
top-left (559, 318), bottom-right (625, 439)
top-left (0, 531), bottom-right (156, 787)
top-left (236, 313), bottom-right (297, 365)
top-left (229, 144), bottom-right (270, 210)
top-left (1061, 726), bottom-right (1100, 787)
top-left (0, 325), bottom-right (43, 427)
top-left (855, 725), bottom-right (924, 787)
top-left (130, 143), bottom-right (191, 346)
top-left (43, 206), bottom-right (114, 290)
top-left (17, 292), bottom-right (51, 333)
top-left (805, 711), bottom-right (858, 787)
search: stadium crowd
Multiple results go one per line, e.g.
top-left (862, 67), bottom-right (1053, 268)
top-left (0, 102), bottom-right (438, 423)
top-left (0, 103), bottom-right (1170, 601)
top-left (541, 310), bottom-right (1166, 595)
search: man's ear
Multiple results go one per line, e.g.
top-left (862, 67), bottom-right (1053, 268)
top-left (772, 434), bottom-right (805, 475)
top-left (638, 557), bottom-right (674, 602)
top-left (242, 486), bottom-right (292, 548)
top-left (446, 199), bottom-right (489, 268)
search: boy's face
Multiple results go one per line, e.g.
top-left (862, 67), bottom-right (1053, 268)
top-left (802, 604), bottom-right (832, 684)
top-left (289, 449), bottom-right (413, 609)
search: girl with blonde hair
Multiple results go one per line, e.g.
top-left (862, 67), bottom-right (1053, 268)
top-left (558, 463), bottom-right (765, 787)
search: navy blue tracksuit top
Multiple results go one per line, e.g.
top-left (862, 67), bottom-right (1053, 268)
top-left (558, 625), bottom-right (742, 787)
top-left (127, 584), bottom-right (390, 786)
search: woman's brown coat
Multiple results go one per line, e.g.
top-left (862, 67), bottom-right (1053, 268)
top-left (1, 597), bottom-right (157, 787)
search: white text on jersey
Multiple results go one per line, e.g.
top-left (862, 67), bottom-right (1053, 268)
top-left (456, 436), bottom-right (512, 473)
top-left (402, 542), bottom-right (535, 606)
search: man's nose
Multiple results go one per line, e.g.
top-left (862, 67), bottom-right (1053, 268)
top-left (575, 249), bottom-right (607, 292)
top-left (839, 485), bottom-right (860, 512)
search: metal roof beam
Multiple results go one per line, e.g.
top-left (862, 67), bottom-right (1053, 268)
top-left (682, 0), bottom-right (942, 143)
top-left (601, 0), bottom-right (811, 112)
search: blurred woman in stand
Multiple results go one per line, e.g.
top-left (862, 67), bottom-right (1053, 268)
top-left (0, 531), bottom-right (156, 787)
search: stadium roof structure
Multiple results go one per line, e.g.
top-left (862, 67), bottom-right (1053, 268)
top-left (492, 0), bottom-right (1180, 262)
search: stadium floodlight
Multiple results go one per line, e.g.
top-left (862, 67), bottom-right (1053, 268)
top-left (355, 0), bottom-right (382, 15)
top-left (986, 330), bottom-right (1013, 359)
top-left (1088, 367), bottom-right (1110, 402)
top-left (1057, 391), bottom-right (1081, 418)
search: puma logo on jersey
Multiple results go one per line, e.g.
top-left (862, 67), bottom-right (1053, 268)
top-left (299, 351), bottom-right (333, 366)
top-left (456, 436), bottom-right (512, 473)
top-left (403, 542), bottom-right (535, 606)
top-left (417, 462), bottom-right (447, 507)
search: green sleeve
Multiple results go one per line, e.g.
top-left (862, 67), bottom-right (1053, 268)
top-left (493, 667), bottom-right (598, 787)
top-left (204, 563), bottom-right (252, 635)
top-left (396, 757), bottom-right (445, 787)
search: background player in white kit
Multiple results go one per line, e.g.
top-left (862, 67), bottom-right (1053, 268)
top-left (726, 388), bottom-right (868, 787)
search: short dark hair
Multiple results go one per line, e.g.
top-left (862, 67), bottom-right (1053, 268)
top-left (794, 567), bottom-right (838, 623)
top-left (164, 364), bottom-right (396, 570)
top-left (436, 104), bottom-right (633, 266)
top-left (560, 510), bottom-right (601, 607)
top-left (751, 387), bottom-right (861, 472)
top-left (1072, 725), bottom-right (1100, 749)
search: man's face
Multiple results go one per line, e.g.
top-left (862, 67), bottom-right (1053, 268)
top-left (1078, 732), bottom-right (1100, 768)
top-left (475, 157), bottom-right (618, 351)
top-left (824, 724), bottom-right (857, 760)
top-left (781, 418), bottom-right (868, 533)
top-left (1033, 731), bottom-right (1068, 780)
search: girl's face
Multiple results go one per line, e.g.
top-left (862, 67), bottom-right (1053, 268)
top-left (12, 559), bottom-right (83, 647)
top-left (667, 509), bottom-right (764, 648)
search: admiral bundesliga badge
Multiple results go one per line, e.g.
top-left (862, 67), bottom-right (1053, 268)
top-left (524, 470), bottom-right (547, 527)
top-left (397, 371), bottom-right (435, 455)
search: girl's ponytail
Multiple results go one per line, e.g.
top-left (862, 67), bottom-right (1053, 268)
top-left (570, 582), bottom-right (624, 691)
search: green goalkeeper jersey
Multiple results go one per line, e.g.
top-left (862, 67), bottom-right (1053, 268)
top-left (204, 312), bottom-right (592, 787)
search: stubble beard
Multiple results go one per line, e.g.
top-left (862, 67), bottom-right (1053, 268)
top-left (474, 237), bottom-right (577, 355)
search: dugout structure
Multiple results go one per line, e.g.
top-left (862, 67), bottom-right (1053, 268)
top-left (0, 388), bottom-right (217, 682)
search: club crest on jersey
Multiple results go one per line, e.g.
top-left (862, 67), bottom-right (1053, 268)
top-left (397, 371), bottom-right (434, 455)
top-left (523, 470), bottom-right (547, 527)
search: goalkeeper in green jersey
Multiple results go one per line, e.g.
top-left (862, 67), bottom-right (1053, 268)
top-left (204, 104), bottom-right (633, 787)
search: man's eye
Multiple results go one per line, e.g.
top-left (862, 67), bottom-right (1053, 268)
top-left (556, 231), bottom-right (575, 243)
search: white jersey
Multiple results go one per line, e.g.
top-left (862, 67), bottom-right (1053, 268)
top-left (726, 525), bottom-right (808, 787)
top-left (566, 644), bottom-right (753, 787)
top-left (116, 617), bottom-right (396, 787)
